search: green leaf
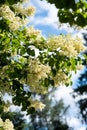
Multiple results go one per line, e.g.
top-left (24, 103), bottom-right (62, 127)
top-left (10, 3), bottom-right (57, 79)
top-left (27, 107), bottom-right (35, 114)
top-left (27, 48), bottom-right (35, 56)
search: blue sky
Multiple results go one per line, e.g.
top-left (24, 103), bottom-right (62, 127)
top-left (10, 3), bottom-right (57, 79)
top-left (25, 0), bottom-right (87, 38)
top-left (28, 0), bottom-right (76, 37)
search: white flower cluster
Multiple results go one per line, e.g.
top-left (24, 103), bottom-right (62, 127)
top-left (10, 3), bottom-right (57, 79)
top-left (28, 99), bottom-right (45, 111)
top-left (26, 29), bottom-right (46, 49)
top-left (0, 4), bottom-right (21, 31)
top-left (53, 70), bottom-right (71, 87)
top-left (13, 4), bottom-right (35, 16)
top-left (47, 34), bottom-right (85, 57)
top-left (27, 58), bottom-right (51, 94)
top-left (0, 118), bottom-right (14, 130)
top-left (0, 2), bottom-right (35, 31)
top-left (0, 66), bottom-right (11, 93)
top-left (0, 118), bottom-right (3, 128)
top-left (26, 26), bottom-right (41, 37)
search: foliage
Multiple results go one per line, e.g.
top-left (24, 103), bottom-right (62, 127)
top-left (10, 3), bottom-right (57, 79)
top-left (74, 85), bottom-right (87, 122)
top-left (73, 34), bottom-right (87, 123)
top-left (73, 64), bottom-right (87, 122)
top-left (43, 0), bottom-right (87, 27)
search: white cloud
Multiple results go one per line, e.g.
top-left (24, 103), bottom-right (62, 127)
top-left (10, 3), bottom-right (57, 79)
top-left (51, 86), bottom-right (79, 117)
top-left (29, 0), bottom-right (78, 35)
top-left (28, 0), bottom-right (87, 36)
top-left (68, 117), bottom-right (86, 130)
top-left (29, 0), bottom-right (58, 29)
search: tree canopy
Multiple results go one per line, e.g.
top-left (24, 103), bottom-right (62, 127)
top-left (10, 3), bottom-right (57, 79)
top-left (0, 0), bottom-right (86, 129)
